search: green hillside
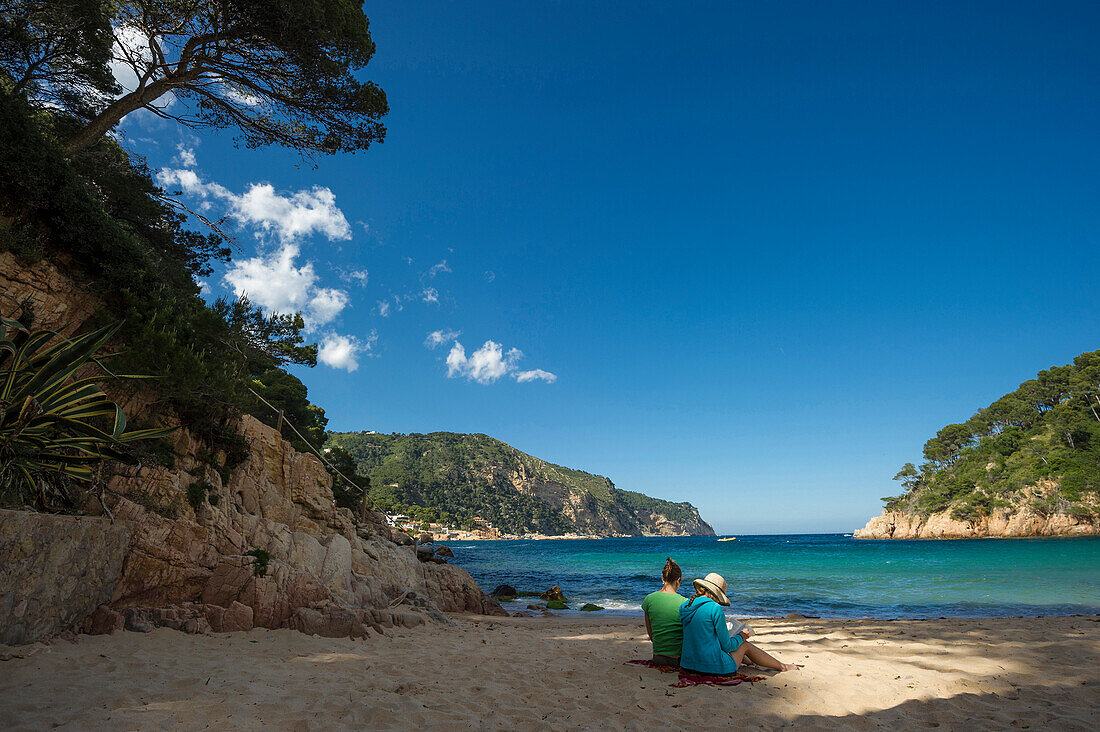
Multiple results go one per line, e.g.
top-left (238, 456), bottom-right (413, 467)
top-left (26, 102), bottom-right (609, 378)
top-left (326, 431), bottom-right (714, 536)
top-left (882, 350), bottom-right (1100, 523)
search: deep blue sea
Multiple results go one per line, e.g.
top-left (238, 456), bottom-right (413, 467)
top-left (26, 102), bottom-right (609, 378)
top-left (446, 534), bottom-right (1100, 619)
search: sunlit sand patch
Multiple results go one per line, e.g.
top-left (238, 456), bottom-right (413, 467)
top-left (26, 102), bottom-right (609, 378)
top-left (0, 617), bottom-right (1096, 730)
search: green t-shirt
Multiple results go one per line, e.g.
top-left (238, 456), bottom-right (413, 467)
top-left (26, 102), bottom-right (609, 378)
top-left (642, 590), bottom-right (685, 658)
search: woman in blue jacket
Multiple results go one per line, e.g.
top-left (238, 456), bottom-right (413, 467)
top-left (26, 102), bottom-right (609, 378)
top-left (679, 572), bottom-right (799, 675)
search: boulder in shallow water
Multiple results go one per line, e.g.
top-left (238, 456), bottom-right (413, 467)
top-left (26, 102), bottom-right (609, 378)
top-left (579, 603), bottom-right (604, 612)
top-left (434, 545), bottom-right (454, 558)
top-left (490, 584), bottom-right (517, 599)
top-left (545, 600), bottom-right (569, 610)
top-left (539, 585), bottom-right (567, 602)
top-left (527, 604), bottom-right (544, 610)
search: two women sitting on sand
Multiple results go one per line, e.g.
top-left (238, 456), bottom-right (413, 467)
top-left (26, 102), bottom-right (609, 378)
top-left (642, 558), bottom-right (798, 675)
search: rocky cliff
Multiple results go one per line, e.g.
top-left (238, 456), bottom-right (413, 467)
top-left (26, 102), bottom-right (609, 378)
top-left (0, 414), bottom-right (505, 645)
top-left (0, 252), bottom-right (505, 645)
top-left (855, 484), bottom-right (1100, 539)
top-left (329, 431), bottom-right (716, 537)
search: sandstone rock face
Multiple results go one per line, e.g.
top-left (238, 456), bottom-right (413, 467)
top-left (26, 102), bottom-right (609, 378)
top-left (0, 251), bottom-right (100, 335)
top-left (97, 416), bottom-right (506, 630)
top-left (855, 490), bottom-right (1100, 540)
top-left (0, 510), bottom-right (133, 644)
top-left (1, 416), bottom-right (504, 645)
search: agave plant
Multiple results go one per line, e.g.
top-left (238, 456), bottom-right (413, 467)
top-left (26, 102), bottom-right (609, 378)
top-left (0, 313), bottom-right (174, 509)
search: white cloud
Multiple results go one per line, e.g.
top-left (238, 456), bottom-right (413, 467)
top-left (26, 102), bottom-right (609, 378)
top-left (222, 244), bottom-right (351, 330)
top-left (307, 288), bottom-right (350, 327)
top-left (318, 332), bottom-right (376, 372)
top-left (445, 342), bottom-right (470, 379)
top-left (176, 144), bottom-right (197, 167)
top-left (156, 167), bottom-right (350, 244)
top-left (425, 329), bottom-right (461, 349)
top-left (444, 340), bottom-right (552, 385)
top-left (427, 260), bottom-right (451, 278)
top-left (377, 300), bottom-right (391, 317)
top-left (421, 287), bottom-right (439, 304)
top-left (222, 84), bottom-right (260, 106)
top-left (342, 269), bottom-right (369, 287)
top-left (231, 184), bottom-right (350, 242)
top-left (224, 243), bottom-right (315, 314)
top-left (161, 153), bottom-right (361, 351)
top-left (157, 167), bottom-right (229, 198)
top-left (515, 369), bottom-right (557, 384)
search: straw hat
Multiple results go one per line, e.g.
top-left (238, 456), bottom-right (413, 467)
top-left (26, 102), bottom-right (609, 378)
top-left (692, 572), bottom-right (730, 606)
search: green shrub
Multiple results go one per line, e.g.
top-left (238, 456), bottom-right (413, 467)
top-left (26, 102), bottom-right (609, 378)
top-left (0, 315), bottom-right (172, 510)
top-left (1068, 504), bottom-right (1096, 523)
top-left (186, 483), bottom-right (206, 510)
top-left (1030, 496), bottom-right (1062, 518)
top-left (186, 481), bottom-right (216, 510)
top-left (245, 548), bottom-right (270, 577)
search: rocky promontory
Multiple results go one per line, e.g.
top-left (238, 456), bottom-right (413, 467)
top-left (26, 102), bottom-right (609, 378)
top-left (855, 485), bottom-right (1100, 539)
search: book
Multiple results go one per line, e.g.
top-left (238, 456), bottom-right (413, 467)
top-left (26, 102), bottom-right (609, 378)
top-left (726, 618), bottom-right (753, 637)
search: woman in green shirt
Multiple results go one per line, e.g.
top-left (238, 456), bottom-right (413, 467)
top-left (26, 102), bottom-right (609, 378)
top-left (642, 558), bottom-right (686, 666)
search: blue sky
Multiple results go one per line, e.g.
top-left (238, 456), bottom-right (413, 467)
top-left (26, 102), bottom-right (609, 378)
top-left (125, 1), bottom-right (1099, 534)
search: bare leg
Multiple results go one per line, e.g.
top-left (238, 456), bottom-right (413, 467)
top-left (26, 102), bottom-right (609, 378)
top-left (733, 641), bottom-right (799, 672)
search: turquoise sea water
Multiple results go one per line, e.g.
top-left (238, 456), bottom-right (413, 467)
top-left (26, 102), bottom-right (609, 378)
top-left (446, 534), bottom-right (1100, 619)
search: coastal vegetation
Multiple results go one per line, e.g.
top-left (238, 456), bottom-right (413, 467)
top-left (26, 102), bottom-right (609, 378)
top-left (880, 350), bottom-right (1100, 525)
top-left (0, 315), bottom-right (172, 510)
top-left (326, 430), bottom-right (715, 536)
top-left (4, 0), bottom-right (388, 156)
top-left (0, 0), bottom-right (386, 510)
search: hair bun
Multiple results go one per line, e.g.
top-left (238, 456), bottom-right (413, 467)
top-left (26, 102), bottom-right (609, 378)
top-left (661, 557), bottom-right (682, 583)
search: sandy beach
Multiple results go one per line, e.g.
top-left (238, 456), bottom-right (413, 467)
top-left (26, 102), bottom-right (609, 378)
top-left (1, 614), bottom-right (1097, 730)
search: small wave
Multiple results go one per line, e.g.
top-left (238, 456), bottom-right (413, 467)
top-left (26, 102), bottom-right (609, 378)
top-left (590, 599), bottom-right (642, 612)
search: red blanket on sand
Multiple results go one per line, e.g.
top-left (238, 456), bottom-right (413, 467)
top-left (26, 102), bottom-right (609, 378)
top-left (627, 659), bottom-right (765, 688)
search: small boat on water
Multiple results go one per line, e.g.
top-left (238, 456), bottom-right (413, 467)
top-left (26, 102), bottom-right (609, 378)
top-left (717, 537), bottom-right (737, 542)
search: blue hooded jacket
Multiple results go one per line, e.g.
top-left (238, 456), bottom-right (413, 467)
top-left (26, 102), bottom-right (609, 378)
top-left (678, 596), bottom-right (743, 675)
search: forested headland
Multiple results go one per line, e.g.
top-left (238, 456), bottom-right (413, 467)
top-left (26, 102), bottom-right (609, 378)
top-left (858, 351), bottom-right (1100, 538)
top-left (327, 431), bottom-right (716, 537)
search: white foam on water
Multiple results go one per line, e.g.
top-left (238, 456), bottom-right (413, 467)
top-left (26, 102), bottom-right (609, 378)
top-left (590, 599), bottom-right (642, 612)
